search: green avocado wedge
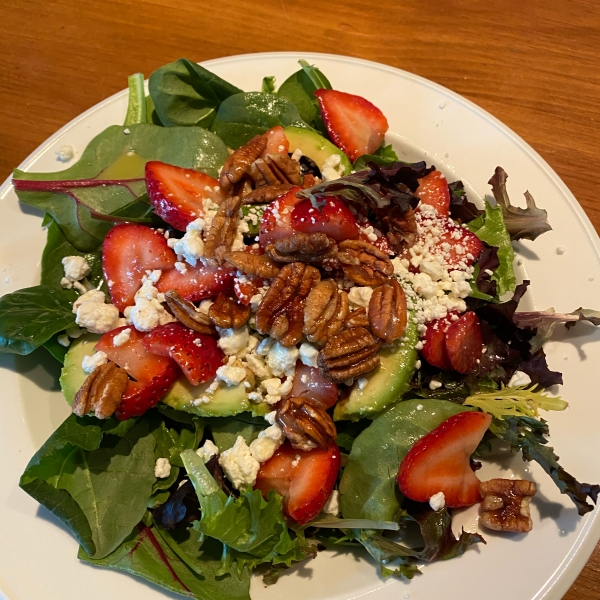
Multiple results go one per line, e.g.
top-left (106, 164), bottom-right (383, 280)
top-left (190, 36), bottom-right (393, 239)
top-left (284, 126), bottom-right (352, 176)
top-left (339, 399), bottom-right (475, 521)
top-left (60, 333), bottom-right (101, 406)
top-left (334, 316), bottom-right (419, 421)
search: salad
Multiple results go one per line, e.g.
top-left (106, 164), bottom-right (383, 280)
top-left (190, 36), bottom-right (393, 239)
top-left (2, 57), bottom-right (600, 599)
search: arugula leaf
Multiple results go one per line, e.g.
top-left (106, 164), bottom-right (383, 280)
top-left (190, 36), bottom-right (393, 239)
top-left (124, 73), bottom-right (147, 126)
top-left (352, 143), bottom-right (399, 171)
top-left (149, 58), bottom-right (243, 128)
top-left (261, 75), bottom-right (276, 93)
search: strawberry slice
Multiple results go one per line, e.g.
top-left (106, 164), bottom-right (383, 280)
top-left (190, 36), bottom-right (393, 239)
top-left (255, 441), bottom-right (341, 525)
top-left (145, 161), bottom-right (223, 231)
top-left (416, 170), bottom-right (450, 217)
top-left (291, 196), bottom-right (359, 242)
top-left (143, 322), bottom-right (224, 385)
top-left (156, 263), bottom-right (234, 302)
top-left (436, 223), bottom-right (483, 267)
top-left (258, 186), bottom-right (303, 246)
top-left (262, 125), bottom-right (289, 157)
top-left (314, 89), bottom-right (388, 161)
top-left (234, 273), bottom-right (263, 306)
top-left (95, 326), bottom-right (179, 419)
top-left (103, 224), bottom-right (176, 312)
top-left (421, 317), bottom-right (453, 370)
top-left (397, 411), bottom-right (492, 507)
top-left (288, 363), bottom-right (338, 409)
top-left (444, 312), bottom-right (483, 374)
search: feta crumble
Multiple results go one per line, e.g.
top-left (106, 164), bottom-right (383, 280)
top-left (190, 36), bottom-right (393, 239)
top-left (155, 458), bottom-right (172, 479)
top-left (249, 425), bottom-right (284, 462)
top-left (429, 491), bottom-right (446, 511)
top-left (219, 436), bottom-right (260, 489)
top-left (322, 490), bottom-right (340, 516)
top-left (82, 351), bottom-right (108, 374)
top-left (62, 255), bottom-right (91, 282)
top-left (217, 326), bottom-right (250, 356)
top-left (196, 440), bottom-right (219, 463)
top-left (267, 342), bottom-right (299, 377)
top-left (299, 342), bottom-right (319, 368)
top-left (508, 370), bottom-right (532, 388)
top-left (55, 145), bottom-right (75, 162)
top-left (348, 286), bottom-right (374, 308)
top-left (112, 328), bottom-right (131, 347)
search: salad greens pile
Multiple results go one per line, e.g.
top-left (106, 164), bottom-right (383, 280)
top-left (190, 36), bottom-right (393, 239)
top-left (2, 58), bottom-right (599, 599)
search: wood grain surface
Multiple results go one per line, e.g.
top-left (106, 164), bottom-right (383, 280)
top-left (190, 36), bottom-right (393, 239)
top-left (1, 0), bottom-right (599, 597)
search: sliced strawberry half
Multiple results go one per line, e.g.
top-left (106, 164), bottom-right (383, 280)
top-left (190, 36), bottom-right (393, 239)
top-left (291, 195), bottom-right (359, 242)
top-left (421, 317), bottom-right (454, 370)
top-left (143, 322), bottom-right (224, 386)
top-left (234, 273), bottom-right (263, 306)
top-left (398, 411), bottom-right (492, 507)
top-left (103, 224), bottom-right (176, 312)
top-left (145, 161), bottom-right (223, 231)
top-left (416, 170), bottom-right (450, 217)
top-left (436, 223), bottom-right (483, 267)
top-left (314, 89), bottom-right (388, 161)
top-left (95, 325), bottom-right (179, 420)
top-left (258, 186), bottom-right (303, 247)
top-left (156, 263), bottom-right (235, 302)
top-left (255, 441), bottom-right (341, 525)
top-left (288, 363), bottom-right (338, 409)
top-left (262, 125), bottom-right (289, 157)
top-left (445, 312), bottom-right (483, 374)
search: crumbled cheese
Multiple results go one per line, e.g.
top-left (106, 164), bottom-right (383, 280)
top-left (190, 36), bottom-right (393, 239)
top-left (322, 490), bottom-right (340, 516)
top-left (192, 396), bottom-right (212, 406)
top-left (416, 404), bottom-right (424, 411)
top-left (57, 334), bottom-right (71, 347)
top-left (508, 370), bottom-right (532, 388)
top-left (196, 440), bottom-right (219, 463)
top-left (391, 257), bottom-right (409, 275)
top-left (171, 219), bottom-right (206, 266)
top-left (217, 326), bottom-right (250, 356)
top-left (174, 261), bottom-right (188, 274)
top-left (216, 363), bottom-right (247, 386)
top-left (219, 436), bottom-right (260, 489)
top-left (291, 148), bottom-right (303, 162)
top-left (267, 342), bottom-right (299, 377)
top-left (291, 454), bottom-right (301, 467)
top-left (429, 491), bottom-right (445, 511)
top-left (244, 353), bottom-right (272, 380)
top-left (62, 255), bottom-right (91, 282)
top-left (60, 277), bottom-right (74, 289)
top-left (82, 350), bottom-right (108, 373)
top-left (357, 377), bottom-right (368, 390)
top-left (248, 391), bottom-right (264, 403)
top-left (299, 342), bottom-right (319, 368)
top-left (261, 378), bottom-right (285, 405)
top-left (348, 286), bottom-right (374, 308)
top-left (55, 144), bottom-right (75, 162)
top-left (321, 154), bottom-right (345, 181)
top-left (256, 336), bottom-right (275, 356)
top-left (556, 246), bottom-right (566, 255)
top-left (264, 410), bottom-right (277, 425)
top-left (73, 290), bottom-right (106, 313)
top-left (154, 458), bottom-right (171, 479)
top-left (197, 299), bottom-right (213, 316)
top-left (113, 328), bottom-right (131, 347)
top-left (249, 425), bottom-right (284, 462)
top-left (76, 302), bottom-right (120, 334)
top-left (124, 272), bottom-right (174, 332)
top-left (360, 225), bottom-right (379, 243)
top-left (429, 380), bottom-right (442, 390)
top-left (66, 326), bottom-right (83, 339)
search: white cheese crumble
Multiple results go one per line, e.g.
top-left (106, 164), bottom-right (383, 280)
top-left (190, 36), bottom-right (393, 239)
top-left (260, 374), bottom-right (294, 405)
top-left (82, 351), bottom-right (108, 373)
top-left (429, 491), bottom-right (446, 511)
top-left (508, 370), bottom-right (532, 388)
top-left (217, 326), bottom-right (250, 356)
top-left (113, 328), bottom-right (131, 347)
top-left (216, 362), bottom-right (247, 386)
top-left (57, 334), bottom-right (71, 347)
top-left (348, 286), bottom-right (374, 308)
top-left (429, 380), bottom-right (442, 390)
top-left (264, 410), bottom-right (277, 425)
top-left (124, 271), bottom-right (174, 332)
top-left (66, 326), bottom-right (83, 338)
top-left (154, 458), bottom-right (172, 479)
top-left (196, 440), bottom-right (219, 463)
top-left (55, 145), bottom-right (75, 162)
top-left (249, 425), bottom-right (284, 462)
top-left (321, 154), bottom-right (345, 181)
top-left (299, 342), bottom-right (319, 368)
top-left (76, 302), bottom-right (120, 334)
top-left (219, 436), bottom-right (260, 489)
top-left (62, 255), bottom-right (91, 283)
top-left (267, 342), bottom-right (299, 377)
top-left (322, 490), bottom-right (340, 516)
top-left (357, 377), bottom-right (368, 390)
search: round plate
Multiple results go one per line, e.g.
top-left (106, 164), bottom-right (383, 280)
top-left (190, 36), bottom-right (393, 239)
top-left (1, 52), bottom-right (599, 600)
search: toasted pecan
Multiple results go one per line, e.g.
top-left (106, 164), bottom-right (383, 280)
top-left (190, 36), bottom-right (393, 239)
top-left (479, 479), bottom-right (537, 533)
top-left (265, 232), bottom-right (337, 264)
top-left (368, 279), bottom-right (408, 343)
top-left (203, 195), bottom-right (243, 266)
top-left (72, 361), bottom-right (129, 419)
top-left (344, 307), bottom-right (370, 330)
top-left (303, 280), bottom-right (349, 346)
top-left (242, 183), bottom-right (294, 204)
top-left (208, 293), bottom-right (251, 329)
top-left (337, 240), bottom-right (394, 286)
top-left (220, 134), bottom-right (267, 195)
top-left (164, 290), bottom-right (215, 334)
top-left (224, 251), bottom-right (280, 278)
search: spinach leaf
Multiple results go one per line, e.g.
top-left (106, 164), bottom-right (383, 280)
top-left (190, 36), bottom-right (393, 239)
top-left (352, 143), bottom-right (399, 171)
top-left (124, 73), bottom-right (147, 126)
top-left (0, 285), bottom-right (77, 355)
top-left (211, 92), bottom-right (311, 149)
top-left (43, 332), bottom-right (69, 363)
top-left (149, 58), bottom-right (243, 129)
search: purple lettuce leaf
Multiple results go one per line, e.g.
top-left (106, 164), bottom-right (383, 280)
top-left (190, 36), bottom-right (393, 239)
top-left (448, 180), bottom-right (483, 223)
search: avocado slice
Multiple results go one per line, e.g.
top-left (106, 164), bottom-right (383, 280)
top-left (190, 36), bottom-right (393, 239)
top-left (60, 333), bottom-right (101, 406)
top-left (333, 316), bottom-right (419, 421)
top-left (284, 126), bottom-right (352, 176)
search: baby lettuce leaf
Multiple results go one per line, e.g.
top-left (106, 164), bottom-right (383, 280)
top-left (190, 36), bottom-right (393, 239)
top-left (211, 92), bottom-right (310, 149)
top-left (149, 58), bottom-right (243, 129)
top-left (339, 400), bottom-right (473, 521)
top-left (209, 414), bottom-right (267, 452)
top-left (150, 412), bottom-right (204, 467)
top-left (352, 143), bottom-right (400, 172)
top-left (261, 76), bottom-right (276, 94)
top-left (448, 180), bottom-right (484, 223)
top-left (124, 73), bottom-right (147, 126)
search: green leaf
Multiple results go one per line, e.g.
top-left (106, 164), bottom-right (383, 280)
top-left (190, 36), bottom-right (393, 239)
top-left (298, 59), bottom-right (332, 92)
top-left (209, 415), bottom-right (266, 452)
top-left (149, 58), bottom-right (243, 129)
top-left (352, 143), bottom-right (400, 172)
top-left (42, 332), bottom-right (69, 363)
top-left (124, 73), bottom-right (147, 126)
top-left (261, 76), bottom-right (276, 94)
top-left (0, 285), bottom-right (77, 355)
top-left (211, 92), bottom-right (311, 149)
top-left (150, 413), bottom-right (204, 467)
top-left (309, 514), bottom-right (399, 531)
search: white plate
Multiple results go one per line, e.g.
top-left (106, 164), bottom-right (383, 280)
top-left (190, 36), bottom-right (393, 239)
top-left (1, 52), bottom-right (600, 600)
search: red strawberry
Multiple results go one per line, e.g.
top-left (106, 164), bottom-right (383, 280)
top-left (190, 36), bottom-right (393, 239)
top-left (436, 223), bottom-right (483, 267)
top-left (397, 411), bottom-right (492, 507)
top-left (234, 273), bottom-right (263, 306)
top-left (288, 363), bottom-right (338, 409)
top-left (416, 170), bottom-right (450, 217)
top-left (262, 125), bottom-right (289, 157)
top-left (358, 222), bottom-right (392, 254)
top-left (95, 326), bottom-right (179, 420)
top-left (258, 186), bottom-right (303, 246)
top-left (156, 263), bottom-right (235, 302)
top-left (143, 322), bottom-right (224, 386)
top-left (445, 312), bottom-right (483, 374)
top-left (314, 89), bottom-right (389, 161)
top-left (103, 224), bottom-right (176, 312)
top-left (421, 317), bottom-right (453, 370)
top-left (255, 441), bottom-right (341, 525)
top-left (145, 161), bottom-right (223, 231)
top-left (291, 196), bottom-right (359, 242)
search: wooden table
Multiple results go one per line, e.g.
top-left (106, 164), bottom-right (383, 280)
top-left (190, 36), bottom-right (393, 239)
top-left (1, 0), bottom-right (599, 597)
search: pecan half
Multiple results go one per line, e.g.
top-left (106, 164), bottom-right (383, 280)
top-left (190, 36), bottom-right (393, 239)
top-left (208, 293), bottom-right (251, 329)
top-left (337, 240), bottom-right (394, 286)
top-left (255, 262), bottom-right (321, 347)
top-left (318, 327), bottom-right (382, 383)
top-left (203, 195), bottom-right (243, 266)
top-left (304, 280), bottom-right (349, 345)
top-left (223, 251), bottom-right (280, 278)
top-left (264, 153), bottom-right (302, 185)
top-left (479, 479), bottom-right (537, 533)
top-left (265, 232), bottom-right (337, 263)
top-left (368, 279), bottom-right (408, 343)
top-left (276, 396), bottom-right (337, 451)
top-left (344, 307), bottom-right (370, 329)
top-left (242, 183), bottom-right (294, 204)
top-left (72, 362), bottom-right (129, 419)
top-left (164, 290), bottom-right (215, 334)
top-left (220, 134), bottom-right (267, 195)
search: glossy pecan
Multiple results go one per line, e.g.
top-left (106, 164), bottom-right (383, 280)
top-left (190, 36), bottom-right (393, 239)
top-left (242, 183), bottom-right (294, 204)
top-left (223, 251), bottom-right (280, 278)
top-left (208, 293), bottom-right (251, 329)
top-left (276, 396), bottom-right (337, 451)
top-left (72, 362), bottom-right (129, 419)
top-left (203, 195), bottom-right (243, 266)
top-left (337, 240), bottom-right (394, 286)
top-left (248, 154), bottom-right (302, 187)
top-left (318, 327), bottom-right (381, 383)
top-left (164, 290), bottom-right (215, 334)
top-left (304, 280), bottom-right (349, 345)
top-left (344, 307), bottom-right (370, 330)
top-left (265, 232), bottom-right (337, 263)
top-left (479, 479), bottom-right (537, 533)
top-left (220, 134), bottom-right (267, 195)
top-left (368, 279), bottom-right (408, 343)
top-left (255, 262), bottom-right (321, 347)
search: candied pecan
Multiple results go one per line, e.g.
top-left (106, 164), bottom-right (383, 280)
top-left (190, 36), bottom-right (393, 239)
top-left (344, 307), bottom-right (370, 329)
top-left (381, 206), bottom-right (418, 253)
top-left (72, 362), bottom-right (129, 419)
top-left (203, 195), bottom-right (243, 266)
top-left (337, 240), bottom-right (394, 286)
top-left (164, 290), bottom-right (215, 334)
top-left (479, 479), bottom-right (537, 533)
top-left (242, 183), bottom-right (294, 204)
top-left (264, 153), bottom-right (302, 185)
top-left (220, 134), bottom-right (267, 195)
top-left (368, 279), bottom-right (408, 343)
top-left (223, 251), bottom-right (280, 278)
top-left (304, 280), bottom-right (349, 345)
top-left (255, 262), bottom-right (321, 347)
top-left (265, 232), bottom-right (337, 263)
top-left (276, 396), bottom-right (337, 451)
top-left (318, 327), bottom-right (381, 383)
top-left (208, 293), bottom-right (251, 329)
